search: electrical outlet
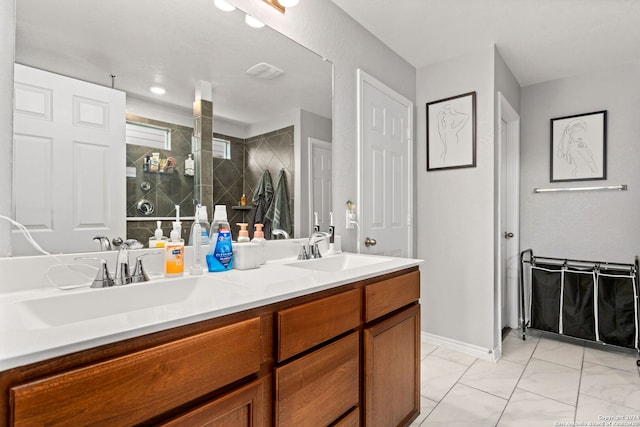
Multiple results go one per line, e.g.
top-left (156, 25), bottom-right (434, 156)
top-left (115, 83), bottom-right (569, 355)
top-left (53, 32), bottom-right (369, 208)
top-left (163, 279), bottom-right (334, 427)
top-left (345, 209), bottom-right (357, 229)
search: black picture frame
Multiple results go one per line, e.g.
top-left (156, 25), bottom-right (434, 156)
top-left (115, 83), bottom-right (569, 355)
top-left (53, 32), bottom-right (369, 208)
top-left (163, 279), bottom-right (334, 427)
top-left (550, 110), bottom-right (607, 182)
top-left (426, 91), bottom-right (476, 171)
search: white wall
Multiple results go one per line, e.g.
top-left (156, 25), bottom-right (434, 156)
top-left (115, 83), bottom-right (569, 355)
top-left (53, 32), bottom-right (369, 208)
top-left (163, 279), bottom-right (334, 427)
top-left (0, 0), bottom-right (15, 257)
top-left (520, 62), bottom-right (640, 261)
top-left (416, 47), bottom-right (497, 351)
top-left (229, 0), bottom-right (416, 252)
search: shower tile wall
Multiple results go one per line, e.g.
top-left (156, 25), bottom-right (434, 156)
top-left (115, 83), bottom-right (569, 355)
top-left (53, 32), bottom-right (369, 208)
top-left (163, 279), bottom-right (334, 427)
top-left (244, 126), bottom-right (295, 238)
top-left (212, 134), bottom-right (245, 237)
top-left (126, 114), bottom-right (195, 243)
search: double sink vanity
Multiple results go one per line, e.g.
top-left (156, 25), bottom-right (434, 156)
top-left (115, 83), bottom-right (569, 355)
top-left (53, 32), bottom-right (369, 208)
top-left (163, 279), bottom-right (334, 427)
top-left (0, 244), bottom-right (422, 426)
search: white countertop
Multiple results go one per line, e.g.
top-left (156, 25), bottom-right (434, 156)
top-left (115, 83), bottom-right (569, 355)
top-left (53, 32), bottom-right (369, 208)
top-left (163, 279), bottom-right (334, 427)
top-left (0, 253), bottom-right (421, 371)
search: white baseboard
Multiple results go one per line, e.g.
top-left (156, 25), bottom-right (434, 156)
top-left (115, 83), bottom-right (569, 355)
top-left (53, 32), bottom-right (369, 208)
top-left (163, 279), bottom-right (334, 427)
top-left (421, 331), bottom-right (501, 362)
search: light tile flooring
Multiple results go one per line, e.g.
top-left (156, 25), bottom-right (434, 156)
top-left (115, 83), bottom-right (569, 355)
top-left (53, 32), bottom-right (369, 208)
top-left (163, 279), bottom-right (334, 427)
top-left (410, 329), bottom-right (640, 426)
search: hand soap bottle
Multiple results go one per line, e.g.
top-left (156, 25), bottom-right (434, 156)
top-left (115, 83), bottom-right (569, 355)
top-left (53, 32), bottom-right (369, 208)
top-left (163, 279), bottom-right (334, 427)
top-left (206, 205), bottom-right (233, 272)
top-left (164, 222), bottom-right (184, 277)
top-left (252, 223), bottom-right (267, 265)
top-left (149, 221), bottom-right (168, 248)
top-left (237, 223), bottom-right (250, 243)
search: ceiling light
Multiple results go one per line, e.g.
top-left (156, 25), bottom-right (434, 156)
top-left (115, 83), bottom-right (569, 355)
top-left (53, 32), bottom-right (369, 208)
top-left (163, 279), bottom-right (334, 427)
top-left (150, 86), bottom-right (166, 95)
top-left (246, 62), bottom-right (284, 79)
top-left (214, 0), bottom-right (236, 12)
top-left (245, 14), bottom-right (265, 28)
top-left (277, 0), bottom-right (299, 7)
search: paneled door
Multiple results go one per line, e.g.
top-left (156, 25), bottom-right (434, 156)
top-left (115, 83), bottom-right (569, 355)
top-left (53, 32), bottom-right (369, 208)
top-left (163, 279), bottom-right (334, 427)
top-left (357, 70), bottom-right (413, 257)
top-left (13, 64), bottom-right (126, 255)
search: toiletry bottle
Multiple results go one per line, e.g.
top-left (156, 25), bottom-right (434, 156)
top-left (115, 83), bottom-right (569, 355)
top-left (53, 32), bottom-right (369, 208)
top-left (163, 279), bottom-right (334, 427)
top-left (206, 205), bottom-right (233, 272)
top-left (149, 220), bottom-right (168, 248)
top-left (189, 205), bottom-right (210, 245)
top-left (184, 154), bottom-right (194, 176)
top-left (252, 223), bottom-right (267, 265)
top-left (150, 152), bottom-right (160, 172)
top-left (240, 194), bottom-right (247, 206)
top-left (237, 223), bottom-right (250, 243)
top-left (190, 204), bottom-right (203, 276)
top-left (164, 222), bottom-right (184, 277)
top-left (327, 212), bottom-right (336, 255)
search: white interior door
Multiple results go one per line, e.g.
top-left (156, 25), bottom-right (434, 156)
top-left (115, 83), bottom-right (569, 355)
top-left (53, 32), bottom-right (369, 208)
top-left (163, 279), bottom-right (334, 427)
top-left (498, 93), bottom-right (521, 335)
top-left (309, 138), bottom-right (332, 233)
top-left (12, 64), bottom-right (126, 255)
top-left (357, 70), bottom-right (413, 257)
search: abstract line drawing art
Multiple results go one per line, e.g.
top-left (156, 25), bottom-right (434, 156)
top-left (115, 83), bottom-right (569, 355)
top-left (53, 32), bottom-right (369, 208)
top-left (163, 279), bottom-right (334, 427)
top-left (551, 111), bottom-right (607, 182)
top-left (426, 92), bottom-right (476, 171)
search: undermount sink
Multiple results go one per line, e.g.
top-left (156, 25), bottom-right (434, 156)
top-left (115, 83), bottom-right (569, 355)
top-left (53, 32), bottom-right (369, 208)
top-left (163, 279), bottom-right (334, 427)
top-left (16, 276), bottom-right (221, 328)
top-left (284, 253), bottom-right (392, 273)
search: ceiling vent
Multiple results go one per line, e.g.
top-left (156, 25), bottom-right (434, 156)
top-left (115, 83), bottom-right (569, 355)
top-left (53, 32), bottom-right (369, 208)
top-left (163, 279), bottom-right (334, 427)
top-left (246, 62), bottom-right (284, 80)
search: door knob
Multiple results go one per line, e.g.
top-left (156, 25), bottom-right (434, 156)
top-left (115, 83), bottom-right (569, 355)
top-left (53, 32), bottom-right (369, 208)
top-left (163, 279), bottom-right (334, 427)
top-left (364, 237), bottom-right (377, 247)
top-left (504, 232), bottom-right (514, 239)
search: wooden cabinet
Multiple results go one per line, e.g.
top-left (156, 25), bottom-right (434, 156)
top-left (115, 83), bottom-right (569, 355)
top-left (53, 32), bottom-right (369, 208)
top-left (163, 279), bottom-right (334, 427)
top-left (363, 271), bottom-right (421, 427)
top-left (1, 267), bottom-right (420, 427)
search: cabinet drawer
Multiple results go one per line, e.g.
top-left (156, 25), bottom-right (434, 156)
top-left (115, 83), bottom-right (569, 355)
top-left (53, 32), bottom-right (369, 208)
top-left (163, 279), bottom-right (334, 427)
top-left (11, 317), bottom-right (262, 427)
top-left (333, 406), bottom-right (360, 427)
top-left (160, 377), bottom-right (265, 427)
top-left (277, 288), bottom-right (360, 361)
top-left (275, 332), bottom-right (360, 427)
top-left (365, 270), bottom-right (419, 322)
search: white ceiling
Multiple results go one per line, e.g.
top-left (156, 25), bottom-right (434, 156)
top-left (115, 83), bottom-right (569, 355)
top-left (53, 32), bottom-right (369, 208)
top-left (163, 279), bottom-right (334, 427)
top-left (15, 0), bottom-right (332, 126)
top-left (331, 0), bottom-right (640, 87)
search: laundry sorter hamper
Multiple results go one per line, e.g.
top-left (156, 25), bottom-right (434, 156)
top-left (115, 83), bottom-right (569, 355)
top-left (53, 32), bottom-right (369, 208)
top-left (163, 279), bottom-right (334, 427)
top-left (519, 249), bottom-right (640, 367)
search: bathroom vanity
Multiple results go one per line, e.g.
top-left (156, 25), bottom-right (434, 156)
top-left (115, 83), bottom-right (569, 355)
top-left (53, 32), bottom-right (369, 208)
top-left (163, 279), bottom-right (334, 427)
top-left (0, 253), bottom-right (421, 426)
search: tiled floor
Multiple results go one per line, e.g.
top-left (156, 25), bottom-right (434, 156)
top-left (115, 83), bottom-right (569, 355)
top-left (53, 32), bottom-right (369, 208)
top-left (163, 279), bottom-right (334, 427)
top-left (410, 329), bottom-right (640, 426)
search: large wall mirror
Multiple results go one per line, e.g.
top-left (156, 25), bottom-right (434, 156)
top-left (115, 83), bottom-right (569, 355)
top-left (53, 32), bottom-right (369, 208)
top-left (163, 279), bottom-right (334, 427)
top-left (12, 0), bottom-right (332, 255)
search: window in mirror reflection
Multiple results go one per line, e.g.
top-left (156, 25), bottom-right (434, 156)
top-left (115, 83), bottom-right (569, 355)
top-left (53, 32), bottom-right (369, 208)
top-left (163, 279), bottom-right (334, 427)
top-left (125, 122), bottom-right (171, 150)
top-left (213, 137), bottom-right (231, 160)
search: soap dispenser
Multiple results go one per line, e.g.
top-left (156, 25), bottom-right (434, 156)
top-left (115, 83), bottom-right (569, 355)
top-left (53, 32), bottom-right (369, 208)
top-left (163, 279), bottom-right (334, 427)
top-left (251, 223), bottom-right (267, 265)
top-left (149, 221), bottom-right (168, 248)
top-left (237, 223), bottom-right (250, 243)
top-left (164, 222), bottom-right (184, 277)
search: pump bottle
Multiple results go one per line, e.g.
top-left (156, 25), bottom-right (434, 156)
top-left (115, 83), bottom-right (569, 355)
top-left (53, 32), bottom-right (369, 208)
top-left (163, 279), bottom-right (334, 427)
top-left (164, 222), bottom-right (184, 277)
top-left (252, 223), bottom-right (267, 265)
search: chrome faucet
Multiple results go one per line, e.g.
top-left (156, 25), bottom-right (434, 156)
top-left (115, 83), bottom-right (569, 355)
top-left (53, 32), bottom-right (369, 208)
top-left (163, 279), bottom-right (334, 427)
top-left (113, 239), bottom-right (144, 285)
top-left (272, 229), bottom-right (290, 239)
top-left (303, 231), bottom-right (331, 259)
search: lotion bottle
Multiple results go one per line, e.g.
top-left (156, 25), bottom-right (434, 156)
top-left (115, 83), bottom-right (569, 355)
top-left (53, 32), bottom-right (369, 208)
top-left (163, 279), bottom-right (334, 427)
top-left (164, 222), bottom-right (184, 277)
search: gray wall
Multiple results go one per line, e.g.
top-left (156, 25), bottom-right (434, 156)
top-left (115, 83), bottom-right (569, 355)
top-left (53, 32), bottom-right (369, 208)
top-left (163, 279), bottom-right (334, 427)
top-left (416, 47), bottom-right (496, 351)
top-left (0, 0), bottom-right (14, 256)
top-left (520, 62), bottom-right (640, 262)
top-left (230, 0), bottom-right (416, 253)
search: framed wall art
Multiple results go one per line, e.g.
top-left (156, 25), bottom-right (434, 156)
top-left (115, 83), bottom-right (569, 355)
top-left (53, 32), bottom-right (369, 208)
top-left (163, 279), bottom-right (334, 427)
top-left (550, 110), bottom-right (607, 182)
top-left (426, 91), bottom-right (476, 171)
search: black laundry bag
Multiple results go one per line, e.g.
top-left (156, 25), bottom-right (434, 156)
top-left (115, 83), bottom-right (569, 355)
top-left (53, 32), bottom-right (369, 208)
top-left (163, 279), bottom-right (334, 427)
top-left (561, 269), bottom-right (596, 341)
top-left (531, 263), bottom-right (562, 333)
top-left (597, 271), bottom-right (638, 349)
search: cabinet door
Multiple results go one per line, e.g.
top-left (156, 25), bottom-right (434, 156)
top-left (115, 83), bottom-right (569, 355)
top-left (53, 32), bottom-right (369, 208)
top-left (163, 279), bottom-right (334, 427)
top-left (364, 304), bottom-right (420, 427)
top-left (275, 332), bottom-right (359, 427)
top-left (160, 378), bottom-right (266, 427)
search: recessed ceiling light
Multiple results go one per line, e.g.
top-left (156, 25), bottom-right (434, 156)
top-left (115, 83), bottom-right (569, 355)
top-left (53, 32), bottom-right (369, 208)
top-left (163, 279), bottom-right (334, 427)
top-left (150, 86), bottom-right (166, 95)
top-left (245, 14), bottom-right (265, 28)
top-left (214, 0), bottom-right (236, 12)
top-left (278, 0), bottom-right (299, 7)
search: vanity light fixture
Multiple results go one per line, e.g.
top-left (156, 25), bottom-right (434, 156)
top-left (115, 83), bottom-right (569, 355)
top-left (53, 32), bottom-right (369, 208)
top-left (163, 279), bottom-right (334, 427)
top-left (150, 86), bottom-right (166, 95)
top-left (262, 0), bottom-right (299, 13)
top-left (214, 0), bottom-right (236, 12)
top-left (245, 14), bottom-right (265, 28)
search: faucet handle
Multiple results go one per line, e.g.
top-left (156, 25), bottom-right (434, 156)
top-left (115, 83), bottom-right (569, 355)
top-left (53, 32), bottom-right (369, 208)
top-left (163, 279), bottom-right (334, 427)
top-left (297, 244), bottom-right (309, 260)
top-left (131, 252), bottom-right (159, 283)
top-left (75, 257), bottom-right (114, 288)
